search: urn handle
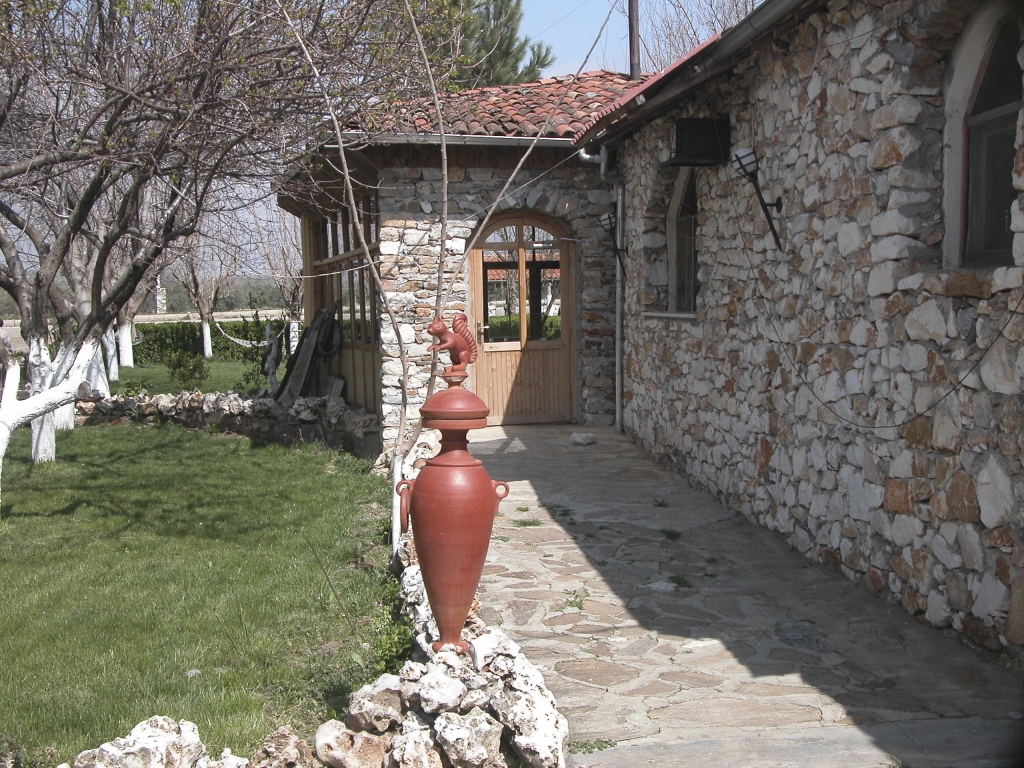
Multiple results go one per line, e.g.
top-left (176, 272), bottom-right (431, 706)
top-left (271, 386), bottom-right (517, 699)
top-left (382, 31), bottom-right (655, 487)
top-left (396, 479), bottom-right (415, 533)
top-left (492, 480), bottom-right (510, 505)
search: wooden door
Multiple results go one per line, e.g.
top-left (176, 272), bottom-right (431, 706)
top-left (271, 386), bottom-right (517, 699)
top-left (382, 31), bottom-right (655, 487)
top-left (469, 216), bottom-right (573, 425)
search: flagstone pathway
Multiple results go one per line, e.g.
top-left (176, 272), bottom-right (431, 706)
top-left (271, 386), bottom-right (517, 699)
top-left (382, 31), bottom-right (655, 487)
top-left (469, 425), bottom-right (1024, 768)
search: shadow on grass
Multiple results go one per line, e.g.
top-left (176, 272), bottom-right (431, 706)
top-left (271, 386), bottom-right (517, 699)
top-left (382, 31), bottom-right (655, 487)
top-left (1, 423), bottom-right (377, 544)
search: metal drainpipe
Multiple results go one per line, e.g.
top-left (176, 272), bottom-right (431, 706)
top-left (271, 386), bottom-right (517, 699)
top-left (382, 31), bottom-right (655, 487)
top-left (615, 182), bottom-right (624, 433)
top-left (578, 145), bottom-right (622, 432)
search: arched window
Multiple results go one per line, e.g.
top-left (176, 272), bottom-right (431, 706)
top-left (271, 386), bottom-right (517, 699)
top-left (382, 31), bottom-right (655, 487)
top-left (667, 168), bottom-right (701, 313)
top-left (944, 1), bottom-right (1023, 268)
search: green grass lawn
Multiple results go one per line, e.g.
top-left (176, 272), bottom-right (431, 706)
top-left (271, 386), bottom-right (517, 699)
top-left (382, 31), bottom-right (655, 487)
top-left (0, 424), bottom-right (405, 764)
top-left (114, 361), bottom-right (256, 396)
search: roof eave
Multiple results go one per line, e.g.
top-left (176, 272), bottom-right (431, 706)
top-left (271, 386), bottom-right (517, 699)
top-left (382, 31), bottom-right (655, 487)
top-left (572, 0), bottom-right (822, 147)
top-left (328, 132), bottom-right (576, 148)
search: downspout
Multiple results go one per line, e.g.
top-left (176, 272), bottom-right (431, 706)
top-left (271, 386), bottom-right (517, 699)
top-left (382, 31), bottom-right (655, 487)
top-left (615, 182), bottom-right (624, 433)
top-left (578, 144), bottom-right (624, 433)
top-left (577, 145), bottom-right (608, 176)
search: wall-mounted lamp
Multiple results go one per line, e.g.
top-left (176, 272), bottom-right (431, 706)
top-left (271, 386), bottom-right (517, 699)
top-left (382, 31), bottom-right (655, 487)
top-left (732, 148), bottom-right (783, 250)
top-left (600, 212), bottom-right (624, 267)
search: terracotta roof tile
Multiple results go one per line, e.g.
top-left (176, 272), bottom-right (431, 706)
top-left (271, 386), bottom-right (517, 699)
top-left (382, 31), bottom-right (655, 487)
top-left (385, 71), bottom-right (644, 139)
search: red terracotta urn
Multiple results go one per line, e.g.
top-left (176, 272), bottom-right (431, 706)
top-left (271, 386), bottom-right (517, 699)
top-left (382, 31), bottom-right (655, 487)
top-left (396, 316), bottom-right (508, 653)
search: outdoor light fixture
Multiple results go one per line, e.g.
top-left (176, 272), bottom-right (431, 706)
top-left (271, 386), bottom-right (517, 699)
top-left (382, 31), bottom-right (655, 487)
top-left (600, 212), bottom-right (624, 267)
top-left (732, 147), bottom-right (783, 250)
top-left (599, 212), bottom-right (615, 234)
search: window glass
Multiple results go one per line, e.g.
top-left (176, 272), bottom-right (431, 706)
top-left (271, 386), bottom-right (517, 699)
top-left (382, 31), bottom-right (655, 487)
top-left (524, 225), bottom-right (557, 245)
top-left (483, 249), bottom-right (519, 342)
top-left (965, 19), bottom-right (1022, 268)
top-left (526, 247), bottom-right (561, 340)
top-left (485, 225), bottom-right (518, 244)
top-left (674, 173), bottom-right (700, 313)
top-left (972, 22), bottom-right (1021, 116)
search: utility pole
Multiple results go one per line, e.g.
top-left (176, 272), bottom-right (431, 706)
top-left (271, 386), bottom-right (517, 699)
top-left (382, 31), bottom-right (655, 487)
top-left (628, 0), bottom-right (640, 80)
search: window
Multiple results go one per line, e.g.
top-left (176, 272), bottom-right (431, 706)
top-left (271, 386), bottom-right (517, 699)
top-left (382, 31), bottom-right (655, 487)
top-left (480, 218), bottom-right (563, 345)
top-left (965, 20), bottom-right (1021, 267)
top-left (313, 192), bottom-right (380, 263)
top-left (944, 1), bottom-right (1023, 268)
top-left (667, 169), bottom-right (701, 313)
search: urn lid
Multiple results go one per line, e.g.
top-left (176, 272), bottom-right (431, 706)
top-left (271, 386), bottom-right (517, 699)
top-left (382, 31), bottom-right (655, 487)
top-left (419, 372), bottom-right (489, 429)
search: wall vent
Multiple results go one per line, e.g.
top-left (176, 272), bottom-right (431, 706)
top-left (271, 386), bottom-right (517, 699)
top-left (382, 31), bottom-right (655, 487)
top-left (668, 116), bottom-right (731, 166)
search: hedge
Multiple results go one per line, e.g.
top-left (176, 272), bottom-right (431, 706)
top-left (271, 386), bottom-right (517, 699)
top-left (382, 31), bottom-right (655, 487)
top-left (133, 319), bottom-right (291, 364)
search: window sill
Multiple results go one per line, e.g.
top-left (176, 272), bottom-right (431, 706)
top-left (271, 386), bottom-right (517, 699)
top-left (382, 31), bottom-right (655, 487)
top-left (642, 311), bottom-right (697, 321)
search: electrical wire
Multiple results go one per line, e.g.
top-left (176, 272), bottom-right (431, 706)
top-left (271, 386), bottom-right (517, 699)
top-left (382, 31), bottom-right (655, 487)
top-left (676, 0), bottom-right (1024, 433)
top-left (724, 182), bottom-right (1024, 433)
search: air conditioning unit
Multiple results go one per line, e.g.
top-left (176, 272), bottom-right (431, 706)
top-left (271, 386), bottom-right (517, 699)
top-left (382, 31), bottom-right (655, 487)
top-left (667, 116), bottom-right (731, 166)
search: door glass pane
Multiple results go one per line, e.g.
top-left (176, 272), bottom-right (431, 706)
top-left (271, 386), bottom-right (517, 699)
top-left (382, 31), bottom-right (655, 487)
top-left (483, 250), bottom-right (520, 342)
top-left (524, 225), bottom-right (557, 246)
top-left (525, 246), bottom-right (560, 341)
top-left (486, 225), bottom-right (518, 244)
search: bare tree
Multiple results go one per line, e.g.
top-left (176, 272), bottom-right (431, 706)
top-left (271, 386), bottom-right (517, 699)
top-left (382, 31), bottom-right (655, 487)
top-left (251, 202), bottom-right (303, 351)
top-left (171, 208), bottom-right (247, 359)
top-left (0, 0), bottom-right (459, 486)
top-left (639, 0), bottom-right (759, 70)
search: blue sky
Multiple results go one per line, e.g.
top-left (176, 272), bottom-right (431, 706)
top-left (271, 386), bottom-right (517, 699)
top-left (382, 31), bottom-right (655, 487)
top-left (519, 0), bottom-right (631, 77)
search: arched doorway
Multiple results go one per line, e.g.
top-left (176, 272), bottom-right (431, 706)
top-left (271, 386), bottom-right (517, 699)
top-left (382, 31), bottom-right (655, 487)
top-left (469, 213), bottom-right (574, 425)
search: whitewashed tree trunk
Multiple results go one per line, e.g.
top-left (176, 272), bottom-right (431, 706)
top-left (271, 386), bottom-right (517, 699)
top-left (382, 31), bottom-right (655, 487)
top-left (155, 274), bottom-right (167, 314)
top-left (29, 339), bottom-right (56, 463)
top-left (86, 345), bottom-right (110, 399)
top-left (201, 320), bottom-right (213, 359)
top-left (0, 342), bottom-right (97, 504)
top-left (102, 328), bottom-right (119, 382)
top-left (118, 321), bottom-right (135, 368)
top-left (289, 321), bottom-right (300, 353)
top-left (51, 346), bottom-right (76, 432)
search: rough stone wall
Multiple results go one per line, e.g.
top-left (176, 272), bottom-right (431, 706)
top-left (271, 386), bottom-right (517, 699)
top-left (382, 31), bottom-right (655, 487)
top-left (76, 391), bottom-right (381, 458)
top-left (375, 161), bottom-right (616, 448)
top-left (617, 0), bottom-right (1024, 654)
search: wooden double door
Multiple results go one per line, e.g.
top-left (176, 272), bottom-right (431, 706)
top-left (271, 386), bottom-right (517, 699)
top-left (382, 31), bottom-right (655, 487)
top-left (469, 215), bottom-right (573, 425)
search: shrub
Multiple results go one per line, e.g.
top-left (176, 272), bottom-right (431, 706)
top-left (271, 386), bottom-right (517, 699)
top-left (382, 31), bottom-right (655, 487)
top-left (165, 350), bottom-right (210, 390)
top-left (134, 320), bottom-right (290, 365)
top-left (120, 378), bottom-right (149, 397)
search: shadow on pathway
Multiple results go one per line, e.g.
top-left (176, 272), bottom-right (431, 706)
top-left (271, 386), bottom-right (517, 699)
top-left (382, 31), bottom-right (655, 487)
top-left (468, 425), bottom-right (1024, 768)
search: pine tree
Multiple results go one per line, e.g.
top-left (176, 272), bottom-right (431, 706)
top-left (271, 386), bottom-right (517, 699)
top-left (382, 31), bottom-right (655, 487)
top-left (459, 0), bottom-right (555, 87)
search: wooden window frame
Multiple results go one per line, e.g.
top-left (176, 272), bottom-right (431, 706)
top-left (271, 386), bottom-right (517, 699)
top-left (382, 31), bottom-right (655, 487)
top-left (665, 167), bottom-right (701, 316)
top-left (943, 0), bottom-right (1022, 268)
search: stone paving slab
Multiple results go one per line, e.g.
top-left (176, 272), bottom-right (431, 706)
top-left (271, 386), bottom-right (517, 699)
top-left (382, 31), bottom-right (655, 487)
top-left (469, 425), bottom-right (1024, 768)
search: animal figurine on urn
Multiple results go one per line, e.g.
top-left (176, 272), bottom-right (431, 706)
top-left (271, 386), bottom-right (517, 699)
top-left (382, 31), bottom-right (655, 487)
top-left (396, 314), bottom-right (508, 652)
top-left (426, 313), bottom-right (476, 373)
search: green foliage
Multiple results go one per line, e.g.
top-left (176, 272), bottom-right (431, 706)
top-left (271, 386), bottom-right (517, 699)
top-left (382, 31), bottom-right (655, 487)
top-left (561, 588), bottom-right (589, 611)
top-left (0, 424), bottom-right (397, 762)
top-left (229, 312), bottom-right (284, 395)
top-left (134, 321), bottom-right (289, 365)
top-left (669, 574), bottom-right (692, 589)
top-left (134, 323), bottom-right (202, 364)
top-left (458, 0), bottom-right (555, 87)
top-left (512, 518), bottom-right (541, 527)
top-left (112, 362), bottom-right (249, 396)
top-left (660, 528), bottom-right (681, 541)
top-left (165, 350), bottom-right (211, 391)
top-left (567, 740), bottom-right (616, 755)
top-left (120, 378), bottom-right (149, 397)
top-left (486, 315), bottom-right (560, 340)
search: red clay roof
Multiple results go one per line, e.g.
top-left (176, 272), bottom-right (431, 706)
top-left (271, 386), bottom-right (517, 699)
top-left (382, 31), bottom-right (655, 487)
top-left (386, 71), bottom-right (646, 139)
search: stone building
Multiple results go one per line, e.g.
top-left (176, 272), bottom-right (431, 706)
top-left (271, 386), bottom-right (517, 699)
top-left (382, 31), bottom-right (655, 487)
top-left (281, 0), bottom-right (1024, 654)
top-left (278, 72), bottom-right (634, 449)
top-left (571, 0), bottom-right (1024, 652)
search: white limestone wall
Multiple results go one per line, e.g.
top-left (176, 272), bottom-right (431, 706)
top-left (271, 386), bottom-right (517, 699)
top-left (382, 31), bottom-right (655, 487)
top-left (376, 161), bottom-right (617, 448)
top-left (617, 0), bottom-right (1024, 655)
